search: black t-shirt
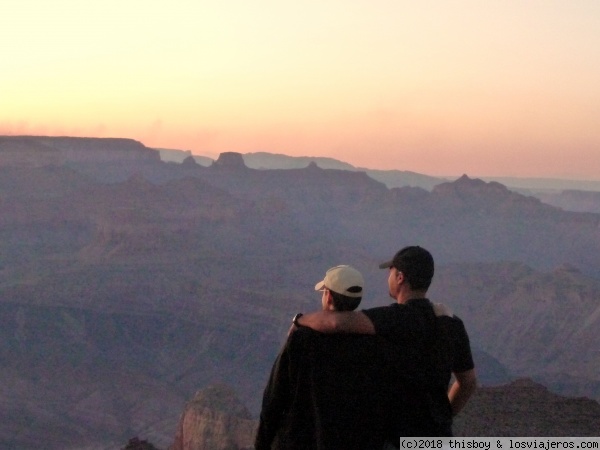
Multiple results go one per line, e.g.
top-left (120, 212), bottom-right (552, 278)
top-left (363, 299), bottom-right (474, 437)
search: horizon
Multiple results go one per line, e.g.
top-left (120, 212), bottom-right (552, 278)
top-left (2, 1), bottom-right (600, 181)
top-left (163, 146), bottom-right (600, 183)
top-left (5, 134), bottom-right (600, 184)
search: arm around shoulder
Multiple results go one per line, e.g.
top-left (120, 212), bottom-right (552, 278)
top-left (297, 310), bottom-right (375, 334)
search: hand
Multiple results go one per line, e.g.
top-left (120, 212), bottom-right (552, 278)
top-left (288, 313), bottom-right (303, 336)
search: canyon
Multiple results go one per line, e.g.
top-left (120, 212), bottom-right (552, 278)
top-left (1, 136), bottom-right (599, 448)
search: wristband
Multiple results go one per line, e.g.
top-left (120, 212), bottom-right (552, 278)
top-left (292, 313), bottom-right (304, 327)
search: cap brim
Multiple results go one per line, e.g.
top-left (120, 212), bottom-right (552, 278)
top-left (315, 280), bottom-right (326, 291)
top-left (378, 260), bottom-right (393, 269)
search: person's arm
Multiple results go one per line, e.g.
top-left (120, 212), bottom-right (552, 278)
top-left (447, 368), bottom-right (477, 416)
top-left (294, 310), bottom-right (375, 334)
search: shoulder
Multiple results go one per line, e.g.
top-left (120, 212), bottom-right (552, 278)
top-left (362, 303), bottom-right (412, 334)
top-left (276, 328), bottom-right (323, 367)
top-left (436, 311), bottom-right (470, 341)
top-left (363, 303), bottom-right (404, 317)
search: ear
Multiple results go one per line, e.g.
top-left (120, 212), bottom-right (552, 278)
top-left (325, 290), bottom-right (334, 306)
top-left (396, 271), bottom-right (404, 285)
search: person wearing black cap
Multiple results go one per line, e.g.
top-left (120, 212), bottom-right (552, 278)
top-left (255, 265), bottom-right (389, 450)
top-left (295, 246), bottom-right (477, 443)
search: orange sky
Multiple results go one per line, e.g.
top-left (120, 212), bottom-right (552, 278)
top-left (2, 1), bottom-right (600, 179)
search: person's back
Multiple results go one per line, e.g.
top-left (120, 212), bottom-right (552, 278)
top-left (368, 299), bottom-right (471, 437)
top-left (262, 328), bottom-right (388, 449)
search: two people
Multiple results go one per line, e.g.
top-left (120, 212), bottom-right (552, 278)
top-left (256, 246), bottom-right (477, 449)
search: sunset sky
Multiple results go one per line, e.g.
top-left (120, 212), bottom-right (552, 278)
top-left (2, 1), bottom-right (599, 179)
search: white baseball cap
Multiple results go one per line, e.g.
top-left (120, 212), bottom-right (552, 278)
top-left (314, 265), bottom-right (364, 298)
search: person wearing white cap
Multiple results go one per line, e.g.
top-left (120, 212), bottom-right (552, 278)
top-left (255, 265), bottom-right (389, 450)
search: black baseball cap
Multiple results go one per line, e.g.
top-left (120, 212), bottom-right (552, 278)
top-left (379, 246), bottom-right (434, 290)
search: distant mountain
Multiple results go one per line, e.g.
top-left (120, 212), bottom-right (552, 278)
top-left (245, 151), bottom-right (357, 171)
top-left (157, 148), bottom-right (214, 167)
top-left (154, 148), bottom-right (445, 190)
top-left (481, 176), bottom-right (600, 193)
top-left (533, 189), bottom-right (600, 213)
top-left (2, 137), bottom-right (600, 447)
top-left (0, 135), bottom-right (159, 166)
top-left (154, 148), bottom-right (600, 196)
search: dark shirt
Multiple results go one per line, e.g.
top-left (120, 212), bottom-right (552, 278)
top-left (255, 327), bottom-right (389, 450)
top-left (363, 299), bottom-right (474, 438)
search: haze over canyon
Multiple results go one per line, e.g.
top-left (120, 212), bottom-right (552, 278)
top-left (1, 136), bottom-right (599, 449)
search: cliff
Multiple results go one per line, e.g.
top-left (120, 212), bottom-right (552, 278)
top-left (170, 385), bottom-right (256, 450)
top-left (0, 135), bottom-right (160, 167)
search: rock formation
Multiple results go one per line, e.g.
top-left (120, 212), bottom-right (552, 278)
top-left (170, 384), bottom-right (256, 450)
top-left (0, 135), bottom-right (159, 167)
top-left (210, 152), bottom-right (247, 170)
top-left (454, 378), bottom-right (600, 436)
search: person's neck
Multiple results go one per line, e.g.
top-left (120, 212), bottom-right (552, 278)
top-left (396, 291), bottom-right (427, 304)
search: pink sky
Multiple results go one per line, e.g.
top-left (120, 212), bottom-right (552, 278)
top-left (2, 1), bottom-right (599, 179)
